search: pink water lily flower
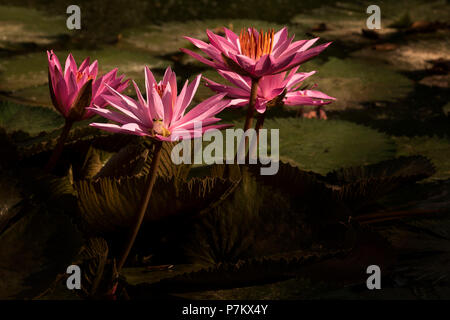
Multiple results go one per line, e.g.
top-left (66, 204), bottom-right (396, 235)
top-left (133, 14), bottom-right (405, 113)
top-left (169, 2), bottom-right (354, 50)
top-left (47, 50), bottom-right (129, 120)
top-left (88, 67), bottom-right (232, 141)
top-left (204, 66), bottom-right (335, 113)
top-left (181, 27), bottom-right (331, 79)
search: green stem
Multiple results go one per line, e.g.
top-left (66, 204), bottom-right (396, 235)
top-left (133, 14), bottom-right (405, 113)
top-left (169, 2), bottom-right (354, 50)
top-left (243, 78), bottom-right (260, 133)
top-left (235, 77), bottom-right (259, 164)
top-left (44, 119), bottom-right (73, 173)
top-left (247, 112), bottom-right (266, 163)
top-left (255, 112), bottom-right (265, 138)
top-left (116, 140), bottom-right (163, 272)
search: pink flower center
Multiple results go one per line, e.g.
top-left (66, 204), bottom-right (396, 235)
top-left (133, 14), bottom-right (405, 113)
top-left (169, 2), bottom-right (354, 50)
top-left (239, 29), bottom-right (274, 60)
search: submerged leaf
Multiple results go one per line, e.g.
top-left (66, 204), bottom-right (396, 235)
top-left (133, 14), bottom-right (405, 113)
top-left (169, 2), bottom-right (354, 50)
top-left (0, 205), bottom-right (83, 299)
top-left (326, 156), bottom-right (436, 184)
top-left (184, 164), bottom-right (347, 265)
top-left (327, 156), bottom-right (436, 212)
top-left (72, 238), bottom-right (118, 299)
top-left (75, 174), bottom-right (239, 234)
top-left (129, 250), bottom-right (347, 295)
top-left (96, 139), bottom-right (192, 180)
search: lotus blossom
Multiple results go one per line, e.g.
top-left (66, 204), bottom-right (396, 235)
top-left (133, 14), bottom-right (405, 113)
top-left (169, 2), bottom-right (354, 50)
top-left (181, 27), bottom-right (331, 79)
top-left (47, 50), bottom-right (129, 120)
top-left (204, 67), bottom-right (335, 113)
top-left (88, 67), bottom-right (232, 141)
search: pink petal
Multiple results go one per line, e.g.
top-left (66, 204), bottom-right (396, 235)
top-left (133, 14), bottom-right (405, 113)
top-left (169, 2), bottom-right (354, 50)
top-left (254, 54), bottom-right (274, 78)
top-left (204, 77), bottom-right (248, 98)
top-left (180, 48), bottom-right (217, 69)
top-left (173, 74), bottom-right (201, 120)
top-left (234, 54), bottom-right (256, 74)
top-left (255, 99), bottom-right (268, 113)
top-left (132, 80), bottom-right (152, 127)
top-left (224, 27), bottom-right (240, 49)
top-left (281, 42), bottom-right (332, 72)
top-left (161, 86), bottom-right (173, 127)
top-left (272, 27), bottom-right (288, 50)
top-left (64, 53), bottom-right (77, 78)
top-left (149, 85), bottom-right (164, 120)
top-left (299, 89), bottom-right (336, 100)
top-left (217, 70), bottom-right (251, 90)
top-left (173, 94), bottom-right (229, 127)
top-left (144, 66), bottom-right (157, 106)
top-left (285, 71), bottom-right (316, 89)
top-left (88, 106), bottom-right (146, 126)
top-left (206, 29), bottom-right (239, 54)
top-left (104, 86), bottom-right (144, 123)
top-left (55, 77), bottom-right (70, 115)
top-left (161, 66), bottom-right (173, 88)
top-left (78, 57), bottom-right (90, 73)
top-left (88, 60), bottom-right (98, 79)
top-left (47, 50), bottom-right (62, 73)
top-left (89, 122), bottom-right (148, 136)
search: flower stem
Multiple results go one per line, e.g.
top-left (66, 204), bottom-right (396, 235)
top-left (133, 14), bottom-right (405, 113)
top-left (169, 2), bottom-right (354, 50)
top-left (255, 113), bottom-right (266, 137)
top-left (44, 119), bottom-right (73, 173)
top-left (243, 78), bottom-right (260, 133)
top-left (238, 77), bottom-right (260, 161)
top-left (247, 112), bottom-right (266, 163)
top-left (116, 140), bottom-right (163, 272)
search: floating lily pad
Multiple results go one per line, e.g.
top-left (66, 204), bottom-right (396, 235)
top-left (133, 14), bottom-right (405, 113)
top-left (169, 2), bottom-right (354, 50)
top-left (122, 19), bottom-right (284, 56)
top-left (0, 100), bottom-right (63, 136)
top-left (0, 5), bottom-right (68, 49)
top-left (290, 2), bottom-right (370, 45)
top-left (123, 265), bottom-right (204, 286)
top-left (302, 57), bottom-right (414, 110)
top-left (393, 135), bottom-right (450, 181)
top-left (443, 102), bottom-right (450, 116)
top-left (0, 206), bottom-right (83, 299)
top-left (186, 117), bottom-right (396, 174)
top-left (258, 118), bottom-right (396, 174)
top-left (352, 37), bottom-right (450, 72)
top-left (0, 174), bottom-right (22, 234)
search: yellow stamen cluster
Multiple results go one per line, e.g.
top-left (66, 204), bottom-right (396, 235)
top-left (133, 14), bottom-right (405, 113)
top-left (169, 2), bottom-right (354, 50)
top-left (154, 83), bottom-right (166, 97)
top-left (151, 119), bottom-right (171, 137)
top-left (76, 71), bottom-right (94, 83)
top-left (239, 28), bottom-right (275, 60)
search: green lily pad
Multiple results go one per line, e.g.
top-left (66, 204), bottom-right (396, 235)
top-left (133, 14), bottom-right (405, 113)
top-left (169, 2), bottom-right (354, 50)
top-left (185, 117), bottom-right (396, 174)
top-left (0, 174), bottom-right (22, 234)
top-left (0, 5), bottom-right (68, 50)
top-left (257, 118), bottom-right (396, 175)
top-left (302, 57), bottom-right (414, 110)
top-left (393, 135), bottom-right (450, 181)
top-left (122, 19), bottom-right (284, 56)
top-left (0, 100), bottom-right (63, 136)
top-left (0, 206), bottom-right (83, 299)
top-left (443, 103), bottom-right (450, 117)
